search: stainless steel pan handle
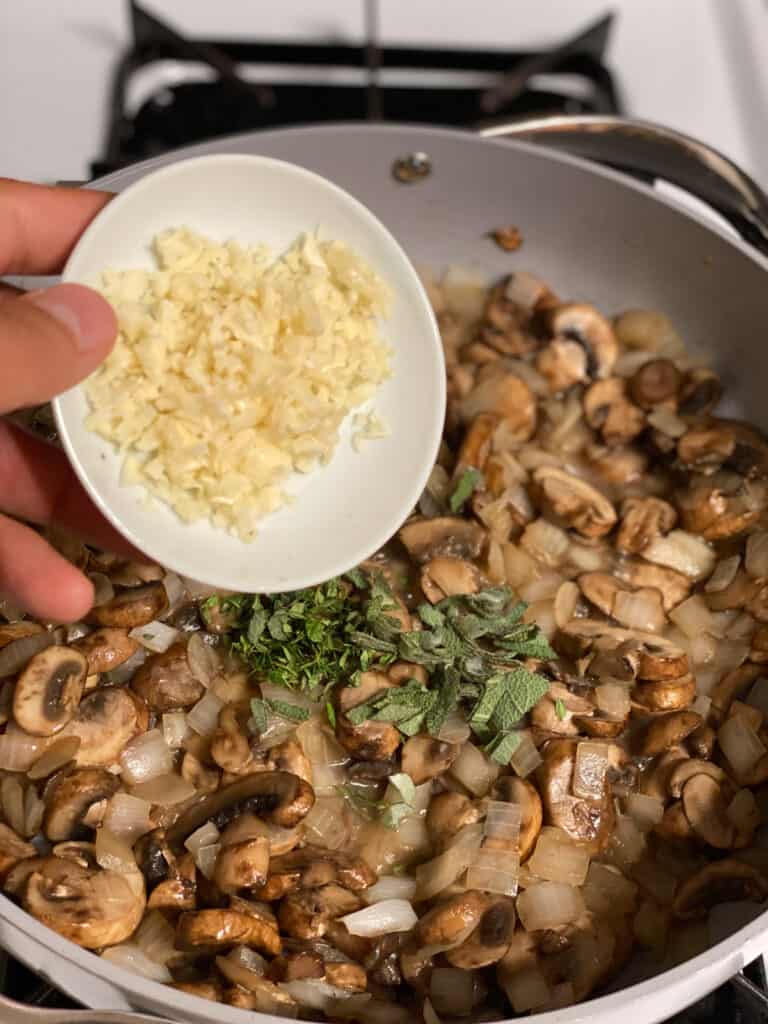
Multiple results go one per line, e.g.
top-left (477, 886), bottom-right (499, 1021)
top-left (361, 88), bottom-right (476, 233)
top-left (481, 114), bottom-right (768, 258)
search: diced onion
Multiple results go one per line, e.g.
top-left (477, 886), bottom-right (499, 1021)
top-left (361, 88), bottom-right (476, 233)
top-left (669, 595), bottom-right (715, 639)
top-left (187, 691), bottom-right (224, 736)
top-left (450, 742), bottom-right (499, 796)
top-left (510, 732), bottom-right (542, 778)
top-left (747, 678), bottom-right (768, 717)
top-left (161, 572), bottom-right (185, 613)
top-left (613, 589), bottom-right (665, 632)
top-left (162, 711), bottom-right (189, 750)
top-left (0, 724), bottom-right (50, 772)
top-left (398, 814), bottom-right (430, 854)
top-left (521, 519), bottom-right (570, 568)
top-left (131, 773), bottom-right (196, 806)
top-left (689, 694), bottom-right (712, 719)
top-left (120, 728), bottom-right (173, 785)
top-left (101, 944), bottom-right (171, 983)
top-left (135, 910), bottom-right (178, 967)
top-left (528, 827), bottom-right (589, 886)
top-left (502, 966), bottom-right (551, 1013)
top-left (103, 646), bottom-right (146, 686)
top-left (129, 620), bottom-right (181, 654)
top-left (279, 979), bottom-right (354, 1013)
top-left (415, 828), bottom-right (482, 900)
top-left (582, 862), bottom-right (639, 917)
top-left (521, 599), bottom-right (556, 640)
top-left (516, 881), bottom-right (585, 932)
top-left (718, 714), bottom-right (767, 778)
top-left (254, 715), bottom-right (297, 750)
top-left (185, 820), bottom-right (220, 859)
top-left (705, 555), bottom-right (741, 593)
top-left (412, 782), bottom-right (433, 816)
top-left (605, 815), bottom-right (646, 870)
top-left (573, 742), bottom-right (609, 800)
top-left (186, 631), bottom-right (221, 686)
top-left (429, 968), bottom-right (475, 1017)
top-left (27, 736), bottom-right (81, 780)
top-left (436, 710), bottom-right (471, 745)
top-left (624, 793), bottom-right (664, 832)
top-left (423, 997), bottom-right (443, 1024)
top-left (96, 827), bottom-right (137, 873)
top-left (646, 406), bottom-right (687, 438)
top-left (88, 572), bottom-right (115, 607)
top-left (554, 580), bottom-right (580, 629)
top-left (1, 777), bottom-right (24, 835)
top-left (24, 786), bottom-right (44, 837)
top-left (104, 793), bottom-right (152, 840)
top-left (313, 763), bottom-right (348, 796)
top-left (643, 530), bottom-right (715, 581)
top-left (0, 631), bottom-right (54, 678)
top-left (595, 683), bottom-right (631, 721)
top-left (484, 800), bottom-right (521, 846)
top-left (633, 900), bottom-right (669, 951)
top-left (364, 875), bottom-right (418, 904)
top-left (302, 796), bottom-right (348, 850)
top-left (340, 899), bottom-right (418, 937)
top-left (746, 532), bottom-right (768, 579)
top-left (466, 847), bottom-right (520, 896)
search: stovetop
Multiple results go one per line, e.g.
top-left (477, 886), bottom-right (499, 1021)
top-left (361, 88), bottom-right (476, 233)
top-left (4, 2), bottom-right (768, 1020)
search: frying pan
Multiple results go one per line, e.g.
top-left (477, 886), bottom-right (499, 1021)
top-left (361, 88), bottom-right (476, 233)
top-left (3, 117), bottom-right (768, 1024)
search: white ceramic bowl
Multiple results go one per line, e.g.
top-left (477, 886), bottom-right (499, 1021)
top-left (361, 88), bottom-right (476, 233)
top-left (53, 154), bottom-right (445, 593)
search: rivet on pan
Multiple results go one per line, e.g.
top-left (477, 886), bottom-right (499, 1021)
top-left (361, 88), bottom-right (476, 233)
top-left (392, 152), bottom-right (432, 184)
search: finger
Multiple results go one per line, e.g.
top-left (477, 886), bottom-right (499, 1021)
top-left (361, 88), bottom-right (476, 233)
top-left (0, 421), bottom-right (145, 560)
top-left (0, 513), bottom-right (94, 621)
top-left (0, 179), bottom-right (112, 276)
top-left (0, 283), bottom-right (117, 413)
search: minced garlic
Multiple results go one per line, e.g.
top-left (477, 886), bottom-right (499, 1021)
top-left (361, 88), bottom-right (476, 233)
top-left (85, 228), bottom-right (393, 541)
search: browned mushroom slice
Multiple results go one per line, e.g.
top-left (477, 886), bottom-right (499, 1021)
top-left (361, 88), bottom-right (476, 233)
top-left (223, 977), bottom-right (299, 1016)
top-left (615, 561), bottom-right (690, 612)
top-left (324, 962), bottom-right (368, 992)
top-left (445, 896), bottom-right (517, 969)
top-left (22, 855), bottom-right (145, 949)
top-left (687, 724), bottom-right (717, 760)
top-left (58, 687), bottom-right (146, 766)
top-left (249, 738), bottom-right (312, 786)
top-left (147, 853), bottom-right (196, 911)
top-left (426, 792), bottom-right (483, 852)
top-left (176, 908), bottom-right (281, 955)
top-left (637, 711), bottom-right (702, 758)
top-left (0, 622), bottom-right (44, 648)
top-left (86, 582), bottom-right (168, 629)
top-left (417, 889), bottom-right (490, 949)
top-left (655, 800), bottom-right (695, 843)
top-left (639, 748), bottom-right (690, 801)
top-left (420, 557), bottom-right (481, 604)
top-left (73, 628), bottom-right (140, 675)
top-left (42, 767), bottom-right (120, 841)
top-left (167, 771), bottom-right (315, 847)
top-left (583, 378), bottom-right (645, 447)
top-left (336, 671), bottom-right (402, 762)
top-left (616, 497), bottom-right (677, 556)
top-left (213, 836), bottom-right (270, 895)
top-left (677, 478), bottom-right (764, 541)
top-left (255, 846), bottom-right (376, 901)
top-left (13, 646), bottom-right (87, 737)
top-left (634, 675), bottom-right (696, 713)
top-left (672, 859), bottom-right (768, 919)
top-left (398, 517), bottom-right (486, 564)
top-left (578, 573), bottom-right (622, 617)
top-left (269, 951), bottom-right (325, 982)
top-left (711, 664), bottom-right (763, 720)
top-left (628, 358), bottom-right (682, 409)
top-left (493, 777), bottom-right (543, 861)
top-left (548, 303), bottom-right (618, 379)
top-left (401, 735), bottom-right (459, 785)
top-left (636, 639), bottom-right (690, 682)
top-left (278, 884), bottom-right (363, 940)
top-left (455, 412), bottom-right (498, 474)
top-left (536, 339), bottom-right (588, 393)
top-left (668, 760), bottom-right (728, 798)
top-left (681, 774), bottom-right (735, 849)
top-left (533, 467), bottom-right (617, 539)
top-left (130, 642), bottom-right (205, 713)
top-left (536, 739), bottom-right (614, 854)
top-left (476, 280), bottom-right (538, 355)
top-left (613, 309), bottom-right (683, 354)
top-left (0, 823), bottom-right (36, 881)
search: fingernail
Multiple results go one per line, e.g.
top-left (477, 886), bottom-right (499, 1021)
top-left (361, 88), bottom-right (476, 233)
top-left (26, 283), bottom-right (117, 354)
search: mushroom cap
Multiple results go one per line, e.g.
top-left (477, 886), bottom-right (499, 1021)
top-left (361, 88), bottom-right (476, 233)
top-left (533, 467), bottom-right (617, 539)
top-left (417, 889), bottom-right (490, 948)
top-left (22, 856), bottom-right (145, 949)
top-left (681, 774), bottom-right (735, 849)
top-left (493, 776), bottom-right (543, 861)
top-left (131, 642), bottom-right (205, 713)
top-left (634, 676), bottom-right (697, 713)
top-left (668, 760), bottom-right (727, 798)
top-left (214, 836), bottom-right (270, 894)
top-left (401, 735), bottom-right (460, 785)
top-left (421, 557), bottom-right (481, 604)
top-left (42, 766), bottom-right (120, 841)
top-left (278, 884), bottom-right (363, 940)
top-left (672, 859), bottom-right (768, 919)
top-left (548, 303), bottom-right (618, 379)
top-left (637, 711), bottom-right (702, 757)
top-left (458, 373), bottom-right (537, 442)
top-left (86, 582), bottom-right (168, 629)
top-left (58, 686), bottom-right (145, 766)
top-left (444, 896), bottom-right (516, 969)
top-left (629, 359), bottom-right (682, 409)
top-left (73, 628), bottom-right (140, 675)
top-left (398, 517), bottom-right (486, 565)
top-left (176, 908), bottom-right (281, 954)
top-left (536, 739), bottom-right (614, 853)
top-left (13, 646), bottom-right (87, 737)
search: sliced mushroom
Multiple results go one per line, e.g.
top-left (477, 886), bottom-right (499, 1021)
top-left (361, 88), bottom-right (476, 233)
top-left (455, 413), bottom-right (497, 474)
top-left (533, 467), bottom-right (617, 539)
top-left (681, 774), bottom-right (734, 849)
top-left (672, 859), bottom-right (768, 919)
top-left (147, 853), bottom-right (196, 911)
top-left (628, 359), bottom-right (682, 410)
top-left (615, 560), bottom-right (690, 612)
top-left (86, 582), bottom-right (168, 629)
top-left (477, 280), bottom-right (538, 356)
top-left (167, 771), bottom-right (315, 847)
top-left (634, 675), bottom-right (696, 713)
top-left (583, 378), bottom-right (645, 446)
top-left (278, 884), bottom-right (363, 940)
top-left (336, 671), bottom-right (402, 762)
top-left (677, 367), bottom-right (722, 415)
top-left (324, 962), bottom-right (367, 992)
top-left (22, 855), bottom-right (145, 949)
top-left (420, 558), bottom-right (481, 604)
top-left (616, 497), bottom-right (677, 556)
top-left (210, 702), bottom-right (253, 775)
top-left (578, 573), bottom-right (622, 617)
top-left (176, 908), bottom-right (281, 955)
top-left (254, 846), bottom-right (376, 901)
top-left (677, 478), bottom-right (763, 541)
top-left (637, 711), bottom-right (702, 757)
top-left (548, 303), bottom-right (618, 379)
top-left (536, 339), bottom-right (588, 393)
top-left (269, 951), bottom-right (325, 982)
top-left (131, 642), bottom-right (205, 713)
top-left (73, 628), bottom-right (140, 675)
top-left (458, 373), bottom-right (537, 443)
top-left (445, 896), bottom-right (517, 969)
top-left (0, 622), bottom-right (43, 648)
top-left (639, 748), bottom-right (690, 800)
top-left (251, 738), bottom-right (312, 786)
top-left (399, 517), bottom-right (486, 564)
top-left (668, 760), bottom-right (727, 798)
top-left (417, 889), bottom-right (490, 948)
top-left (181, 751), bottom-right (221, 794)
top-left (426, 792), bottom-right (483, 851)
top-left (13, 646), bottom-right (87, 737)
top-left (636, 639), bottom-right (690, 681)
top-left (536, 739), bottom-right (614, 853)
top-left (58, 687), bottom-right (146, 766)
top-left (401, 735), bottom-right (459, 785)
top-left (493, 776), bottom-right (543, 861)
top-left (213, 836), bottom-right (270, 895)
top-left (655, 801), bottom-right (695, 843)
top-left (711, 664), bottom-right (763, 721)
top-left (687, 724), bottom-right (717, 760)
top-left (0, 822), bottom-right (36, 880)
top-left (42, 767), bottom-right (120, 841)
top-left (222, 978), bottom-right (298, 1016)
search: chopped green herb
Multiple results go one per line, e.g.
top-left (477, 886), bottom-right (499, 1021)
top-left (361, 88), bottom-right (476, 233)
top-left (554, 698), bottom-right (568, 721)
top-left (380, 803), bottom-right (413, 830)
top-left (388, 772), bottom-right (416, 806)
top-left (250, 696), bottom-right (310, 727)
top-left (325, 701), bottom-right (337, 729)
top-left (249, 698), bottom-right (269, 734)
top-left (449, 467), bottom-right (482, 513)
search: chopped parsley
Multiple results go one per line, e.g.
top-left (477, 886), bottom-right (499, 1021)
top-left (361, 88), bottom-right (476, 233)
top-left (340, 772), bottom-right (417, 830)
top-left (449, 467), bottom-right (482, 513)
top-left (554, 698), bottom-right (568, 721)
top-left (250, 696), bottom-right (310, 728)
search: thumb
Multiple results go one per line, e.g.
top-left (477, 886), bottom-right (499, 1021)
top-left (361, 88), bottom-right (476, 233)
top-left (0, 283), bottom-right (117, 414)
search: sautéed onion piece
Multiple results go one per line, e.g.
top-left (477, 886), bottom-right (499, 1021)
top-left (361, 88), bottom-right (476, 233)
top-left (6, 263), bottom-right (768, 1022)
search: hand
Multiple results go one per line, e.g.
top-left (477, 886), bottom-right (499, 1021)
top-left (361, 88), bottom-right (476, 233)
top-left (0, 178), bottom-right (143, 622)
